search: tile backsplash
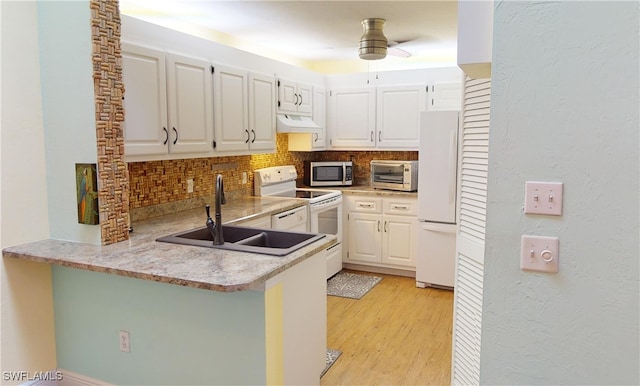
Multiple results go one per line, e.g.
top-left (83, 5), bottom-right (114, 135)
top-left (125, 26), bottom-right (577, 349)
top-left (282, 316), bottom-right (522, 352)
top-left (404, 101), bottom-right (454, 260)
top-left (128, 133), bottom-right (417, 218)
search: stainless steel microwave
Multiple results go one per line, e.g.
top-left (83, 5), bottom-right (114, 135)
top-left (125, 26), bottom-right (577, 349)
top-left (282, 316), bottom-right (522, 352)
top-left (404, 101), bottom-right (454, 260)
top-left (304, 161), bottom-right (353, 187)
top-left (370, 160), bottom-right (419, 191)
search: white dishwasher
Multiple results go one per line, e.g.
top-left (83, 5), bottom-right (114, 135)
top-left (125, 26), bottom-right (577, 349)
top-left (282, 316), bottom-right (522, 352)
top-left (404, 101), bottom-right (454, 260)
top-left (271, 206), bottom-right (308, 232)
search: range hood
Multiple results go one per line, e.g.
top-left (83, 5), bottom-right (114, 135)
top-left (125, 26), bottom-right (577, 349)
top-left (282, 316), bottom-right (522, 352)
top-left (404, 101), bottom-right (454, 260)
top-left (276, 114), bottom-right (320, 132)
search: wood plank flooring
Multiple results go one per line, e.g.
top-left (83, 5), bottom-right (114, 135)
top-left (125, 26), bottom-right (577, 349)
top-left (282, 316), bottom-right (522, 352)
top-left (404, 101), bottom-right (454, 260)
top-left (321, 270), bottom-right (454, 386)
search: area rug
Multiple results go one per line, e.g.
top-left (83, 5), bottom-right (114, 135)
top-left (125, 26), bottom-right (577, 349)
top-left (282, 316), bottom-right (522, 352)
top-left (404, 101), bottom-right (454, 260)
top-left (327, 271), bottom-right (382, 299)
top-left (321, 348), bottom-right (342, 378)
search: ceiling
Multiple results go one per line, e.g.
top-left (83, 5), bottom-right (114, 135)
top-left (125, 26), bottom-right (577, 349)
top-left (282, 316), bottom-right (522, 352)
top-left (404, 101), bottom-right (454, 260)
top-left (118, 0), bottom-right (459, 73)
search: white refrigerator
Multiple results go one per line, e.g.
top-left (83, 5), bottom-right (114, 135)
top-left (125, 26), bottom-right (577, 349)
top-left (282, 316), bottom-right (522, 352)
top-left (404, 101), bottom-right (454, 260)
top-left (416, 110), bottom-right (459, 289)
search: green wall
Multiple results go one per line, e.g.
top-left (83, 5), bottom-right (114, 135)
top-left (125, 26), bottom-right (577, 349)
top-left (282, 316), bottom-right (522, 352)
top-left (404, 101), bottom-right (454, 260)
top-left (53, 266), bottom-right (267, 385)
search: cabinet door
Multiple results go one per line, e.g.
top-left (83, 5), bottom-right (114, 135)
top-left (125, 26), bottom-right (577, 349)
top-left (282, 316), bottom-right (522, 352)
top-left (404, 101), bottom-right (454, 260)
top-left (329, 88), bottom-right (376, 149)
top-left (166, 53), bottom-right (214, 154)
top-left (213, 64), bottom-right (249, 152)
top-left (429, 82), bottom-right (462, 111)
top-left (297, 82), bottom-right (313, 115)
top-left (121, 43), bottom-right (168, 156)
top-left (312, 86), bottom-right (327, 150)
top-left (347, 212), bottom-right (381, 263)
top-left (278, 78), bottom-right (298, 113)
top-left (376, 85), bottom-right (426, 149)
top-left (248, 72), bottom-right (276, 152)
top-left (381, 214), bottom-right (417, 267)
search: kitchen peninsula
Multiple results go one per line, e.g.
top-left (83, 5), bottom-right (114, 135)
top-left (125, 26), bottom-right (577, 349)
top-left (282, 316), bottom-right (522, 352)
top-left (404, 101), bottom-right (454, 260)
top-left (3, 196), bottom-right (334, 385)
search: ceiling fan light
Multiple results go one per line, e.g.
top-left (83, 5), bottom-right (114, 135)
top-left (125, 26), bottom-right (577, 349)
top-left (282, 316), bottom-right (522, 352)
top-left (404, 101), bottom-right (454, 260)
top-left (359, 18), bottom-right (388, 60)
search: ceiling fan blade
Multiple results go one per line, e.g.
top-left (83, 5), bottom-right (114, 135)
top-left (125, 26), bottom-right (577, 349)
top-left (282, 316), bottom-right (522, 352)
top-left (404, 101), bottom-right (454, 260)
top-left (387, 46), bottom-right (411, 58)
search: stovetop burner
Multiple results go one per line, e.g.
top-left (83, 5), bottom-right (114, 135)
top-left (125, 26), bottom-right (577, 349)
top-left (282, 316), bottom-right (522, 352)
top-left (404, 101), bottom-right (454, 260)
top-left (295, 190), bottom-right (332, 199)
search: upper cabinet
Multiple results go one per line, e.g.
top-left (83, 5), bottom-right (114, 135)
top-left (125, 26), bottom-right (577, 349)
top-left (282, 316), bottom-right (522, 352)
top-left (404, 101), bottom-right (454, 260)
top-left (288, 85), bottom-right (327, 152)
top-left (376, 85), bottom-right (427, 149)
top-left (428, 82), bottom-right (463, 111)
top-left (278, 78), bottom-right (313, 115)
top-left (213, 65), bottom-right (276, 153)
top-left (165, 53), bottom-right (214, 154)
top-left (121, 43), bottom-right (168, 157)
top-left (122, 43), bottom-right (214, 160)
top-left (328, 87), bottom-right (376, 149)
top-left (328, 85), bottom-right (427, 150)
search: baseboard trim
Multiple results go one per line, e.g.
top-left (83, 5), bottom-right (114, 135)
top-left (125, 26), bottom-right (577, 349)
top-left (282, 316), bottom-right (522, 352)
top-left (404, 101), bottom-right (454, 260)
top-left (342, 263), bottom-right (416, 278)
top-left (58, 369), bottom-right (113, 386)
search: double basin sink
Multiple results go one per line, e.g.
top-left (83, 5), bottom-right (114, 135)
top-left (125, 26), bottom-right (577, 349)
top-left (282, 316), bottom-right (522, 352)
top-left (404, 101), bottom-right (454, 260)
top-left (156, 225), bottom-right (325, 256)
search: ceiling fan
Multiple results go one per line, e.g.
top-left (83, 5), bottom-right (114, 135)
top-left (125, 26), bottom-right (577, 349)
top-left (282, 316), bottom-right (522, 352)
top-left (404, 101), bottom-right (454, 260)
top-left (359, 18), bottom-right (411, 60)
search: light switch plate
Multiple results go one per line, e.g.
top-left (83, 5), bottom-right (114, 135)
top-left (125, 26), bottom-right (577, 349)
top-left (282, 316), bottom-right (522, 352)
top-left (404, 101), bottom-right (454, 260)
top-left (520, 235), bottom-right (559, 273)
top-left (524, 181), bottom-right (563, 215)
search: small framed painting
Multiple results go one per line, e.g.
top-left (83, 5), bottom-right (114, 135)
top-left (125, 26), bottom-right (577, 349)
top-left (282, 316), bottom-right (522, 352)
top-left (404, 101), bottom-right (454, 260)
top-left (76, 163), bottom-right (99, 225)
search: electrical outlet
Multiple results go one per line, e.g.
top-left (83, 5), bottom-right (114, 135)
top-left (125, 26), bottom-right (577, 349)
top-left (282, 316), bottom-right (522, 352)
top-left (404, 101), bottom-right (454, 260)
top-left (242, 172), bottom-right (247, 184)
top-left (119, 330), bottom-right (130, 353)
top-left (187, 178), bottom-right (194, 193)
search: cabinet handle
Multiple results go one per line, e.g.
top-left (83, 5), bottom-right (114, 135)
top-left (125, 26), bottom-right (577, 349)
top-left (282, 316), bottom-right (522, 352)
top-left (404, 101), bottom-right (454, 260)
top-left (297, 93), bottom-right (302, 106)
top-left (377, 220), bottom-right (381, 232)
top-left (295, 93), bottom-right (300, 105)
top-left (163, 127), bottom-right (168, 145)
top-left (172, 127), bottom-right (178, 145)
top-left (391, 204), bottom-right (409, 210)
top-left (358, 203), bottom-right (373, 208)
top-left (245, 129), bottom-right (250, 144)
top-left (378, 130), bottom-right (381, 142)
top-left (384, 220), bottom-right (388, 232)
top-left (314, 133), bottom-right (319, 142)
top-left (370, 131), bottom-right (374, 142)
top-left (251, 129), bottom-right (256, 143)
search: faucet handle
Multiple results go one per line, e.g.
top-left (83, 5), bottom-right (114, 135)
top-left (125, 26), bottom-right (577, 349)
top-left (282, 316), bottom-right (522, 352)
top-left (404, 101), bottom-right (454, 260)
top-left (205, 204), bottom-right (211, 218)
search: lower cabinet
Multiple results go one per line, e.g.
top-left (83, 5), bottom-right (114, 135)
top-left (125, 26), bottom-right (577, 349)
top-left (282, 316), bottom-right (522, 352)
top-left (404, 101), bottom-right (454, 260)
top-left (344, 195), bottom-right (417, 269)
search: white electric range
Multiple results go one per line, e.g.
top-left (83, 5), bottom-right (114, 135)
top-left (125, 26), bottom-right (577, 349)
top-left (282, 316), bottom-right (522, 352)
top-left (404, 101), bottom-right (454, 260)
top-left (254, 165), bottom-right (343, 279)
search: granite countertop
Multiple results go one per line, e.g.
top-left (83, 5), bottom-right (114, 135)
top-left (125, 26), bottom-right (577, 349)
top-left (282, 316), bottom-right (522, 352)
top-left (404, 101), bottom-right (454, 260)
top-left (2, 196), bottom-right (336, 292)
top-left (339, 185), bottom-right (418, 198)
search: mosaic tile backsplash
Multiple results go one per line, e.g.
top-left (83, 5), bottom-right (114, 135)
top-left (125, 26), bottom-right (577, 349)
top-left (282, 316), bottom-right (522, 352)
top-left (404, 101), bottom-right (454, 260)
top-left (128, 133), bottom-right (417, 214)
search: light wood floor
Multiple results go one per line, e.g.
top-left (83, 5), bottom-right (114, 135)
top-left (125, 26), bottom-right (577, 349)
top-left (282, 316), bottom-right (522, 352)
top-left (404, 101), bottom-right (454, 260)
top-left (321, 270), bottom-right (454, 386)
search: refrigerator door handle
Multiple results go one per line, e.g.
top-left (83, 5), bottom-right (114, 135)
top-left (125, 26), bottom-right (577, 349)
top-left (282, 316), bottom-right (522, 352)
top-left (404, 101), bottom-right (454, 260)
top-left (448, 130), bottom-right (457, 204)
top-left (420, 222), bottom-right (456, 232)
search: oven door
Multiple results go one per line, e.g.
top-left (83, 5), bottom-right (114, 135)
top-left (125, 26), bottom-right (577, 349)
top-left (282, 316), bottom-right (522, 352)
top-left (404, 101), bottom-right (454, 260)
top-left (309, 195), bottom-right (342, 243)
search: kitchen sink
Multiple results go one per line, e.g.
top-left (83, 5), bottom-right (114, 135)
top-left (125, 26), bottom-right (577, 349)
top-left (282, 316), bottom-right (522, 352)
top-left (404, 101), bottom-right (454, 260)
top-left (156, 225), bottom-right (326, 256)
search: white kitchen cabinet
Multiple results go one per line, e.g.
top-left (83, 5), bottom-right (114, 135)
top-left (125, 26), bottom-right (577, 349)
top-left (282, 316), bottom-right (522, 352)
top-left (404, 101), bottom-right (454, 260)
top-left (311, 86), bottom-right (327, 149)
top-left (277, 78), bottom-right (312, 115)
top-left (345, 195), bottom-right (417, 269)
top-left (376, 85), bottom-right (427, 149)
top-left (121, 44), bottom-right (214, 159)
top-left (329, 85), bottom-right (426, 150)
top-left (166, 53), bottom-right (214, 154)
top-left (121, 43), bottom-right (168, 156)
top-left (287, 85), bottom-right (326, 152)
top-left (328, 87), bottom-right (376, 149)
top-left (213, 65), bottom-right (276, 153)
top-left (248, 72), bottom-right (277, 151)
top-left (428, 82), bottom-right (463, 111)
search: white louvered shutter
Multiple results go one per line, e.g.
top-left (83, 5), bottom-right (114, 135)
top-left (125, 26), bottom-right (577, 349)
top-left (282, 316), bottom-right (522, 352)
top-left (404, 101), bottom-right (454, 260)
top-left (451, 77), bottom-right (491, 385)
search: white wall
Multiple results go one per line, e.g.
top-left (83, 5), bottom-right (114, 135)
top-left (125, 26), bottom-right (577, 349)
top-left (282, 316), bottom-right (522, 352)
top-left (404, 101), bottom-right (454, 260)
top-left (481, 1), bottom-right (639, 384)
top-left (122, 15), bottom-right (326, 87)
top-left (37, 1), bottom-right (100, 244)
top-left (0, 1), bottom-right (56, 382)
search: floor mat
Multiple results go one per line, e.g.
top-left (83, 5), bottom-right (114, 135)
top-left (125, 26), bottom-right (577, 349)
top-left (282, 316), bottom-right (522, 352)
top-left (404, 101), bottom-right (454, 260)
top-left (327, 271), bottom-right (382, 299)
top-left (321, 348), bottom-right (342, 378)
